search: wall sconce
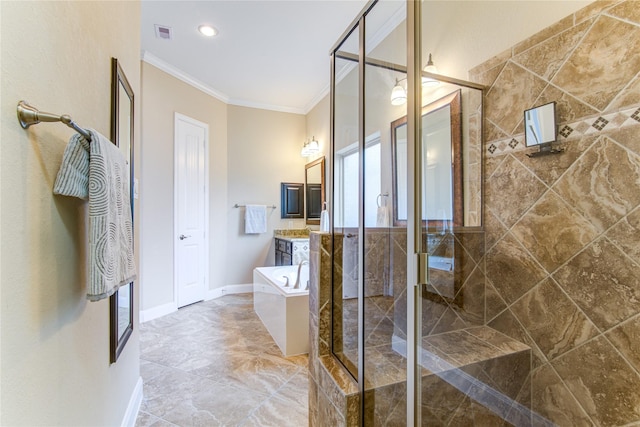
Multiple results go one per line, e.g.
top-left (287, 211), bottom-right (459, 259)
top-left (301, 137), bottom-right (320, 157)
top-left (391, 78), bottom-right (407, 106)
top-left (389, 53), bottom-right (440, 105)
top-left (422, 53), bottom-right (440, 87)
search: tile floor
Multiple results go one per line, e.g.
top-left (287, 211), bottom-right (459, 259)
top-left (135, 293), bottom-right (309, 427)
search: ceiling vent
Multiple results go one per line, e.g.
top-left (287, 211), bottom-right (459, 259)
top-left (154, 25), bottom-right (173, 40)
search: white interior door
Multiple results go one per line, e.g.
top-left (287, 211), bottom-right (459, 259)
top-left (175, 113), bottom-right (209, 308)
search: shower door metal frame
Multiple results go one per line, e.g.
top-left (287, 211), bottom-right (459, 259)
top-left (406, 1), bottom-right (422, 424)
top-left (330, 1), bottom-right (484, 424)
top-left (329, 3), bottom-right (377, 424)
top-left (329, 0), bottom-right (423, 423)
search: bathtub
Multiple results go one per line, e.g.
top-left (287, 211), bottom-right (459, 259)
top-left (253, 265), bottom-right (309, 357)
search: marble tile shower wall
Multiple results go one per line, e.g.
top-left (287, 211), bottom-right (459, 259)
top-left (339, 229), bottom-right (390, 299)
top-left (390, 229), bottom-right (487, 341)
top-left (464, 89), bottom-right (484, 226)
top-left (309, 233), bottom-right (361, 426)
top-left (469, 1), bottom-right (640, 425)
top-left (333, 228), bottom-right (486, 344)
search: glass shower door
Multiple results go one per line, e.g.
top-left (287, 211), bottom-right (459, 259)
top-left (332, 22), bottom-right (361, 379)
top-left (330, 1), bottom-right (526, 425)
top-left (413, 1), bottom-right (527, 423)
top-left (362, 1), bottom-right (407, 425)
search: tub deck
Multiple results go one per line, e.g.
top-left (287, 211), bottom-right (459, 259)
top-left (253, 266), bottom-right (309, 357)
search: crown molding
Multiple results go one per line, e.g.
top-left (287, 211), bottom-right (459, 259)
top-left (141, 50), bottom-right (230, 103)
top-left (303, 84), bottom-right (330, 114)
top-left (227, 97), bottom-right (305, 115)
top-left (141, 50), bottom-right (307, 115)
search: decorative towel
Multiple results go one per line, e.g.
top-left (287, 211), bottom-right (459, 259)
top-left (376, 205), bottom-right (390, 227)
top-left (54, 129), bottom-right (137, 301)
top-left (245, 204), bottom-right (267, 234)
top-left (320, 210), bottom-right (330, 232)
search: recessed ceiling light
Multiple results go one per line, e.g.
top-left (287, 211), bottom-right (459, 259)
top-left (198, 25), bottom-right (218, 37)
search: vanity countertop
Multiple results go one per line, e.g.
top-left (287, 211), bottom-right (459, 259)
top-left (273, 229), bottom-right (310, 240)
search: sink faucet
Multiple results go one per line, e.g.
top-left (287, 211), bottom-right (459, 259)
top-left (294, 260), bottom-right (309, 289)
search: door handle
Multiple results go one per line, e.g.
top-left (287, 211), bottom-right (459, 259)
top-left (179, 234), bottom-right (191, 240)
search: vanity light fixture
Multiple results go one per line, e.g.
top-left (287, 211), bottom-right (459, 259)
top-left (391, 78), bottom-right (407, 106)
top-left (301, 137), bottom-right (320, 157)
top-left (422, 53), bottom-right (440, 87)
top-left (198, 25), bottom-right (218, 37)
top-left (390, 54), bottom-right (440, 105)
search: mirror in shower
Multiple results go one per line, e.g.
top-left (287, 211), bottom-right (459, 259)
top-left (392, 86), bottom-right (483, 229)
top-left (525, 101), bottom-right (557, 147)
top-left (392, 90), bottom-right (462, 228)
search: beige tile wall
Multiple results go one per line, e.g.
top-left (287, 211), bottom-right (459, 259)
top-left (471, 1), bottom-right (640, 424)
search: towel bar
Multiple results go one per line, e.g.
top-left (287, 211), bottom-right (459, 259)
top-left (17, 100), bottom-right (92, 141)
top-left (234, 204), bottom-right (277, 209)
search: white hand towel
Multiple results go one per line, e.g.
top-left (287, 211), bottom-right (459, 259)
top-left (376, 205), bottom-right (390, 227)
top-left (320, 210), bottom-right (330, 232)
top-left (245, 204), bottom-right (267, 234)
top-left (54, 129), bottom-right (137, 301)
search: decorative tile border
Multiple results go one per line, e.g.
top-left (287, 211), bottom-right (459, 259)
top-left (486, 105), bottom-right (640, 157)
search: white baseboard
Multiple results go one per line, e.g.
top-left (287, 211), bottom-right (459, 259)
top-left (121, 376), bottom-right (143, 427)
top-left (206, 284), bottom-right (254, 300)
top-left (140, 285), bottom-right (253, 322)
top-left (140, 301), bottom-right (177, 323)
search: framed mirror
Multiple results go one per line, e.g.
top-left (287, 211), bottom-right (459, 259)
top-left (305, 156), bottom-right (325, 225)
top-left (281, 182), bottom-right (305, 218)
top-left (110, 57), bottom-right (134, 364)
top-left (391, 90), bottom-right (462, 228)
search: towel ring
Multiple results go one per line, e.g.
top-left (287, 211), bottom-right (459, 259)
top-left (376, 193), bottom-right (389, 208)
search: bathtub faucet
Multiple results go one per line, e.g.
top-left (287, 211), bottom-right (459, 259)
top-left (293, 260), bottom-right (309, 289)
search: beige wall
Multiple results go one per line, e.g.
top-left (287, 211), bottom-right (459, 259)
top-left (305, 95), bottom-right (330, 211)
top-left (139, 62), bottom-right (228, 310)
top-left (305, 95), bottom-right (330, 164)
top-left (139, 70), bottom-right (307, 297)
top-left (226, 105), bottom-right (307, 284)
top-left (423, 0), bottom-right (591, 81)
top-left (0, 1), bottom-right (141, 425)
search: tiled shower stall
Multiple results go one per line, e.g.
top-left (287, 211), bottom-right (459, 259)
top-left (309, 1), bottom-right (640, 426)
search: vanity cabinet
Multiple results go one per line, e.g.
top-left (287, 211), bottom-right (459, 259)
top-left (275, 237), bottom-right (309, 266)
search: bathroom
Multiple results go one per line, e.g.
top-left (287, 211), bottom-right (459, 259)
top-left (2, 0), bottom-right (640, 426)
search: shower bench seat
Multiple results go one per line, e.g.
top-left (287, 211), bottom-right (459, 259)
top-left (321, 325), bottom-right (533, 426)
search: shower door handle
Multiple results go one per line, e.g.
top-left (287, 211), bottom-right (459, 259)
top-left (417, 253), bottom-right (429, 286)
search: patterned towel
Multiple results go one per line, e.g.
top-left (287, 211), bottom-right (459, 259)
top-left (54, 129), bottom-right (136, 301)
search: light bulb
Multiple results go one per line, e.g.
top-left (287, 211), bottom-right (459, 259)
top-left (422, 53), bottom-right (440, 87)
top-left (198, 25), bottom-right (218, 37)
top-left (390, 79), bottom-right (407, 106)
top-left (307, 138), bottom-right (319, 153)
